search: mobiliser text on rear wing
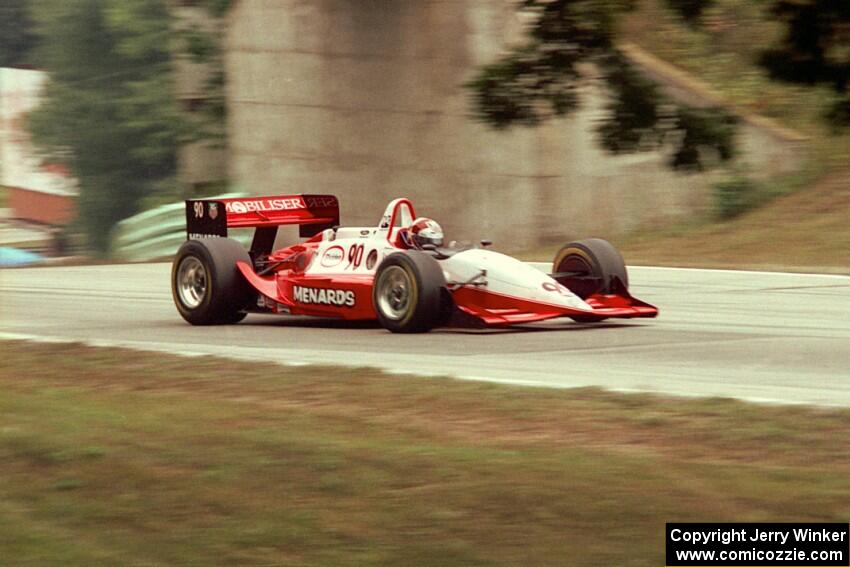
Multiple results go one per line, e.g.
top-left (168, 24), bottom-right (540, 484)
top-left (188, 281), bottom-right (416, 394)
top-left (186, 194), bottom-right (339, 239)
top-left (185, 194), bottom-right (340, 258)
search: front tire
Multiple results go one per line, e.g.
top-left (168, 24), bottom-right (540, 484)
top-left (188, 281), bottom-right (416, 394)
top-left (172, 238), bottom-right (253, 325)
top-left (552, 238), bottom-right (629, 323)
top-left (373, 251), bottom-right (447, 333)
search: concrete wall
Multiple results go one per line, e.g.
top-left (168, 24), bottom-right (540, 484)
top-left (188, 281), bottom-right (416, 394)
top-left (225, 0), bottom-right (801, 249)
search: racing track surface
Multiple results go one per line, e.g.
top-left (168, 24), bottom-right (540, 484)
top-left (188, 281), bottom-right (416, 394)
top-left (1, 263), bottom-right (849, 406)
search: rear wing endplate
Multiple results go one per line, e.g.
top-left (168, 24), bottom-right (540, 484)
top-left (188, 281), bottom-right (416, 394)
top-left (185, 194), bottom-right (339, 240)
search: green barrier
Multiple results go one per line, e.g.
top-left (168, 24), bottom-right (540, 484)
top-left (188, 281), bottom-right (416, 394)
top-left (112, 193), bottom-right (252, 262)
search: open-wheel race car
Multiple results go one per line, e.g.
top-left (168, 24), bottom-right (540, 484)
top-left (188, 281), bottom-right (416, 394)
top-left (171, 194), bottom-right (657, 332)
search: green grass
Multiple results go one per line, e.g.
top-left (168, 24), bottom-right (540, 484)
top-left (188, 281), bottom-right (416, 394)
top-left (2, 341), bottom-right (850, 566)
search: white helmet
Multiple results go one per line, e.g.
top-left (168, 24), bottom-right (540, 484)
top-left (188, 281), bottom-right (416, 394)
top-left (406, 217), bottom-right (444, 249)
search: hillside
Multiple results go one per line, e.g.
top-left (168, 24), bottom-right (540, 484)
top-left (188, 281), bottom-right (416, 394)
top-left (612, 0), bottom-right (850, 271)
top-left (619, 171), bottom-right (850, 273)
top-left (622, 0), bottom-right (850, 167)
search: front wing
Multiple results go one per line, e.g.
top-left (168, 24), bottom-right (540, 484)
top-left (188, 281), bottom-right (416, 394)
top-left (451, 285), bottom-right (658, 326)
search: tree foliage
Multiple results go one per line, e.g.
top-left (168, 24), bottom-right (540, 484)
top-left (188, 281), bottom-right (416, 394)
top-left (198, 0), bottom-right (234, 18)
top-left (467, 0), bottom-right (633, 128)
top-left (760, 0), bottom-right (850, 129)
top-left (597, 58), bottom-right (736, 170)
top-left (0, 0), bottom-right (39, 67)
top-left (467, 0), bottom-right (737, 172)
top-left (26, 0), bottom-right (181, 253)
top-left (177, 21), bottom-right (227, 147)
top-left (664, 0), bottom-right (715, 25)
top-left (661, 0), bottom-right (850, 130)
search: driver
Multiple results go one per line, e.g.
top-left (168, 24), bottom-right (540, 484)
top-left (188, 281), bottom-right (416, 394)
top-left (402, 217), bottom-right (445, 249)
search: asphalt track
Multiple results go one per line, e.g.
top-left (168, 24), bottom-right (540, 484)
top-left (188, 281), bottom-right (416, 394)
top-left (1, 263), bottom-right (849, 406)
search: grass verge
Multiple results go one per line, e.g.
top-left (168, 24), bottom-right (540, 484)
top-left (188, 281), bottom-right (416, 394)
top-left (617, 170), bottom-right (850, 272)
top-left (518, 171), bottom-right (850, 273)
top-left (2, 340), bottom-right (849, 566)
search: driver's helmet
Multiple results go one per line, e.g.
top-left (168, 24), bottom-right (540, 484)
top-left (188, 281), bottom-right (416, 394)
top-left (404, 217), bottom-right (444, 249)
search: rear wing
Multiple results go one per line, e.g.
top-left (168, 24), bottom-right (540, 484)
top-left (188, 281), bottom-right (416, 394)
top-left (185, 194), bottom-right (339, 240)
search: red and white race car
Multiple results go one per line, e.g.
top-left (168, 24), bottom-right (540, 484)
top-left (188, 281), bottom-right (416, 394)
top-left (171, 194), bottom-right (657, 332)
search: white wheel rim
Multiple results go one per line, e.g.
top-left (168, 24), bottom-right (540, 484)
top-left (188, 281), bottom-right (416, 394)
top-left (377, 265), bottom-right (412, 321)
top-left (177, 256), bottom-right (207, 309)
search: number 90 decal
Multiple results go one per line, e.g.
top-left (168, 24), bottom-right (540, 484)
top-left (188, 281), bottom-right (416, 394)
top-left (347, 244), bottom-right (365, 269)
top-left (322, 244), bottom-right (377, 271)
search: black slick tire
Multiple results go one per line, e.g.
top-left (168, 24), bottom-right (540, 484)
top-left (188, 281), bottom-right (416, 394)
top-left (372, 251), bottom-right (447, 333)
top-left (552, 238), bottom-right (629, 323)
top-left (172, 238), bottom-right (253, 325)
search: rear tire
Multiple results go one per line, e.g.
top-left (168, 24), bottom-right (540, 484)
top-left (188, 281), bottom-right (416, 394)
top-left (373, 251), bottom-right (447, 333)
top-left (172, 238), bottom-right (254, 325)
top-left (552, 238), bottom-right (628, 323)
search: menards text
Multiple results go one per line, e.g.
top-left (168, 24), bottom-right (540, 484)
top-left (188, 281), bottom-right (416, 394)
top-left (293, 286), bottom-right (356, 308)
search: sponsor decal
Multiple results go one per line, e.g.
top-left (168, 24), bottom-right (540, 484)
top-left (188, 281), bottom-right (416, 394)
top-left (360, 229), bottom-right (371, 237)
top-left (366, 249), bottom-right (378, 270)
top-left (225, 197), bottom-right (306, 215)
top-left (293, 286), bottom-right (355, 308)
top-left (305, 196), bottom-right (338, 208)
top-left (347, 244), bottom-right (365, 269)
top-left (208, 202), bottom-right (218, 220)
top-left (542, 282), bottom-right (571, 295)
top-left (188, 233), bottom-right (221, 239)
top-left (320, 245), bottom-right (345, 268)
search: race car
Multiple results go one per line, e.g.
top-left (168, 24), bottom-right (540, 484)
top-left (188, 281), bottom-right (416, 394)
top-left (171, 194), bottom-right (657, 332)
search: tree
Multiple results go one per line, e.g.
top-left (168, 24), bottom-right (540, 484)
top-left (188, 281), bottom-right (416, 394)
top-left (665, 0), bottom-right (715, 26)
top-left (467, 0), bottom-right (738, 172)
top-left (760, 0), bottom-right (850, 129)
top-left (197, 0), bottom-right (233, 18)
top-left (27, 0), bottom-right (181, 253)
top-left (178, 19), bottom-right (227, 149)
top-left (662, 0), bottom-right (849, 129)
top-left (0, 0), bottom-right (38, 67)
top-left (167, 0), bottom-right (234, 153)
